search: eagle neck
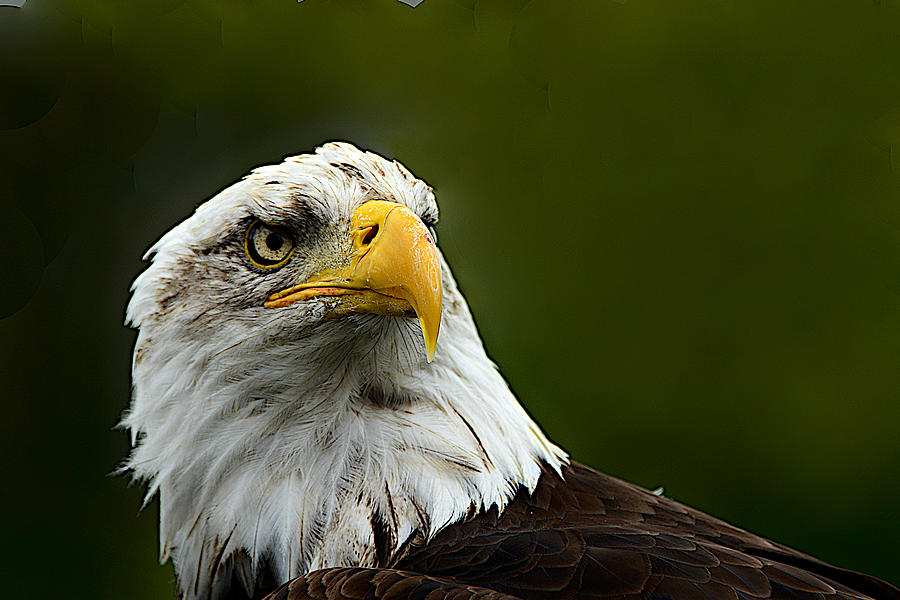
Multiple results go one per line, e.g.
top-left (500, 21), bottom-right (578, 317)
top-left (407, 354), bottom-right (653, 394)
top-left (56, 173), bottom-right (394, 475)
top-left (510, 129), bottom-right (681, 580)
top-left (125, 278), bottom-right (566, 600)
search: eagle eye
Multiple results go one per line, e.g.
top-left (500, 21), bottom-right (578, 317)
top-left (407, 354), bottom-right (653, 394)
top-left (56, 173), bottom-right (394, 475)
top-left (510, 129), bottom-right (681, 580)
top-left (245, 221), bottom-right (295, 269)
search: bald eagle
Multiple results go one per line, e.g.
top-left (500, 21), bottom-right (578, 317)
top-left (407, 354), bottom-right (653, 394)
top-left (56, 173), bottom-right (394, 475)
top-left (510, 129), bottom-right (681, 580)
top-left (122, 143), bottom-right (898, 600)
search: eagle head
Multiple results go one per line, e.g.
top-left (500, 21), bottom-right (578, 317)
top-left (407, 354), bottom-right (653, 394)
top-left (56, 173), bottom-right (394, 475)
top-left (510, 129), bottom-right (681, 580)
top-left (121, 142), bottom-right (564, 600)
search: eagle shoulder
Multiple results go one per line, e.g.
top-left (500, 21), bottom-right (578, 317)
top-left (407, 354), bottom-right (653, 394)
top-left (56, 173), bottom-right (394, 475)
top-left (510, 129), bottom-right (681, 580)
top-left (389, 462), bottom-right (900, 600)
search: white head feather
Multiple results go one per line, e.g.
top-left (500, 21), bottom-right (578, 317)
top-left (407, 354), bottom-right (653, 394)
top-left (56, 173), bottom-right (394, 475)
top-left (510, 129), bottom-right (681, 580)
top-left (121, 142), bottom-right (566, 600)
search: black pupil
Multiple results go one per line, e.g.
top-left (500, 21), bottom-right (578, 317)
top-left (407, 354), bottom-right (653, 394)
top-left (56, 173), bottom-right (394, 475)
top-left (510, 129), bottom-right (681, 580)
top-left (265, 231), bottom-right (284, 252)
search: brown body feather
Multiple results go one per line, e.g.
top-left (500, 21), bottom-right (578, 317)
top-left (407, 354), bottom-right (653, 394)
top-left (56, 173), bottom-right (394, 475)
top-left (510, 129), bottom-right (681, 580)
top-left (263, 463), bottom-right (899, 600)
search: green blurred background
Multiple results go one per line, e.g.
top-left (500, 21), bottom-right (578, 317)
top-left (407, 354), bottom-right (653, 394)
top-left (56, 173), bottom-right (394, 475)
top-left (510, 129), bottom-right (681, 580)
top-left (1, 0), bottom-right (898, 597)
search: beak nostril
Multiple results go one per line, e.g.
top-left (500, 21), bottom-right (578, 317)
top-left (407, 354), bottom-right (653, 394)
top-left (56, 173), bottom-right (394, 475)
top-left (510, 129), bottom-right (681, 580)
top-left (361, 225), bottom-right (379, 246)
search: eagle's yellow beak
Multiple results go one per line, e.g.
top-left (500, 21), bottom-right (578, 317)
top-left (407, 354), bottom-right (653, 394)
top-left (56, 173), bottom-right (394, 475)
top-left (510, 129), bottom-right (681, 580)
top-left (265, 200), bottom-right (443, 362)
